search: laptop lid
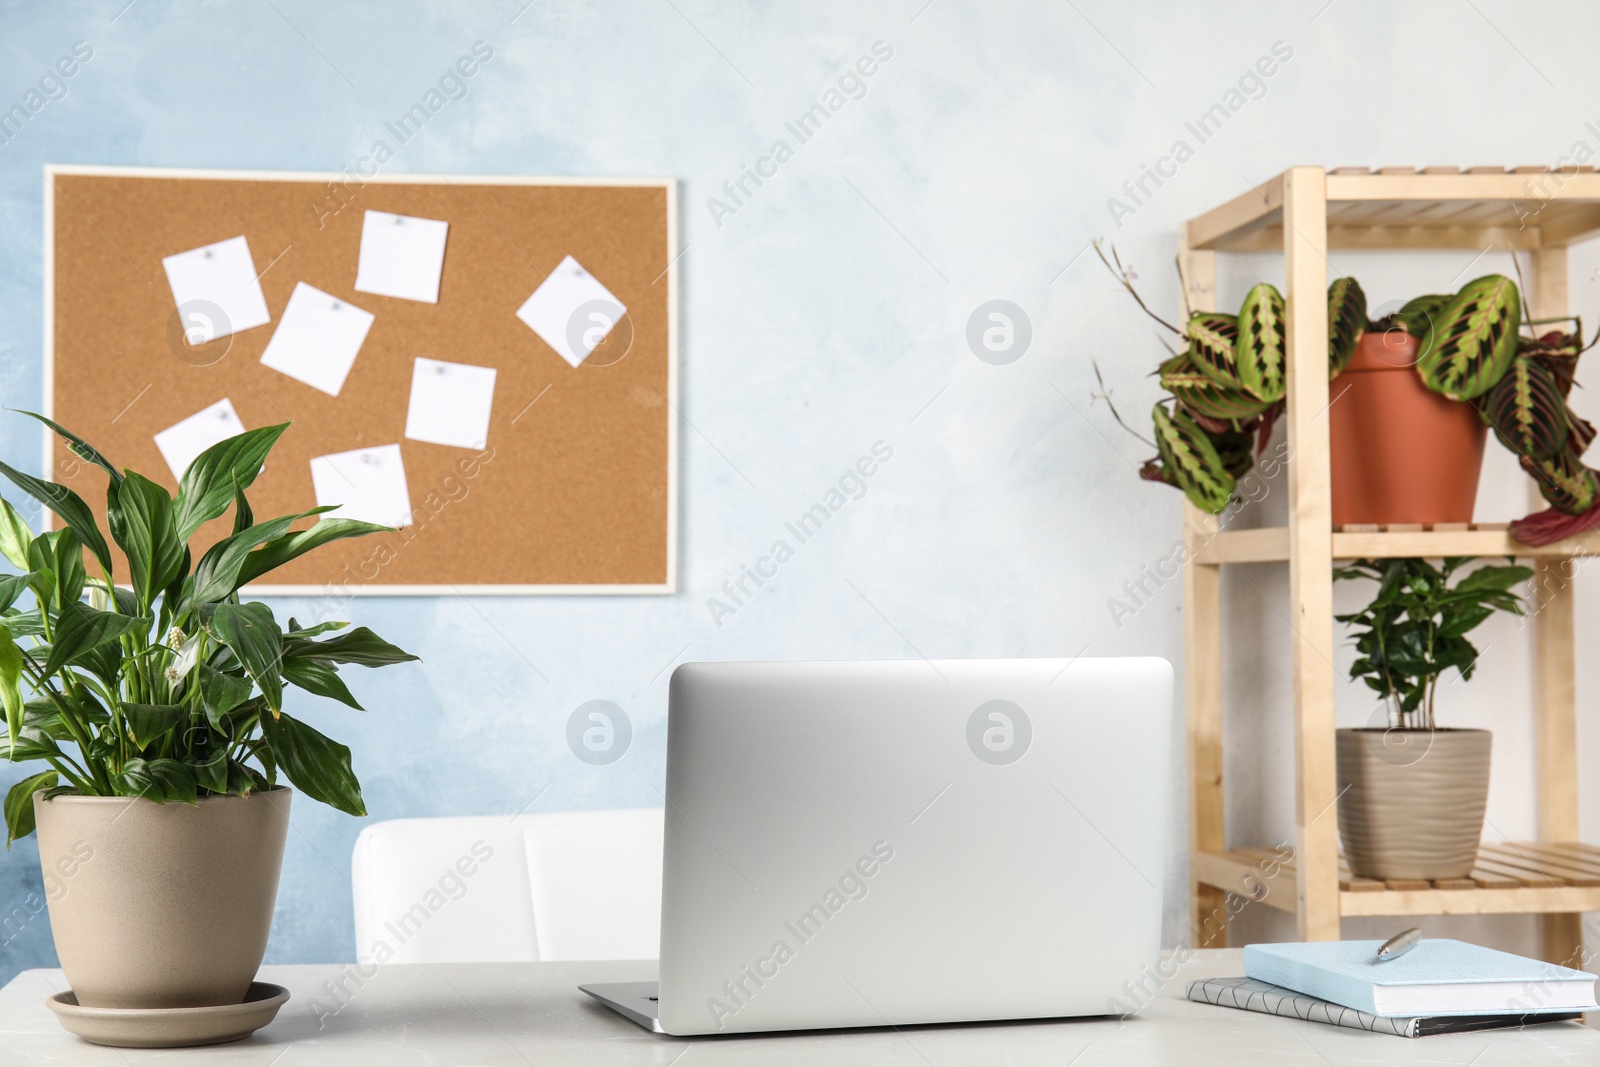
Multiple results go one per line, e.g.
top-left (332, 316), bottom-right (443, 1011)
top-left (657, 657), bottom-right (1172, 1035)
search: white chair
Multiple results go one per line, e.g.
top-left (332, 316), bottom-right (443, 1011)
top-left (350, 808), bottom-right (663, 964)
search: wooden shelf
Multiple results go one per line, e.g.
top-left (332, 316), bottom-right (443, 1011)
top-left (1189, 167), bottom-right (1600, 252)
top-left (1197, 843), bottom-right (1600, 918)
top-left (1190, 523), bottom-right (1600, 565)
top-left (1180, 166), bottom-right (1588, 965)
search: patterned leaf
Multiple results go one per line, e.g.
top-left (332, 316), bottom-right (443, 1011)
top-left (1418, 274), bottom-right (1521, 401)
top-left (1522, 448), bottom-right (1599, 515)
top-left (1395, 293), bottom-right (1450, 339)
top-left (1484, 356), bottom-right (1567, 460)
top-left (1152, 403), bottom-right (1235, 514)
top-left (1185, 312), bottom-right (1242, 389)
top-left (1327, 277), bottom-right (1367, 376)
top-left (1235, 283), bottom-right (1286, 402)
top-left (1159, 352), bottom-right (1272, 423)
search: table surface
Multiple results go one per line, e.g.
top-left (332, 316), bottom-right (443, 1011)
top-left (3, 949), bottom-right (1597, 1065)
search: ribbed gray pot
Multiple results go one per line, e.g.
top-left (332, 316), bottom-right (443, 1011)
top-left (33, 789), bottom-right (291, 1010)
top-left (1335, 728), bottom-right (1490, 881)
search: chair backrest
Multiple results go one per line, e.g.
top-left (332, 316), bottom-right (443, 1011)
top-left (350, 808), bottom-right (663, 964)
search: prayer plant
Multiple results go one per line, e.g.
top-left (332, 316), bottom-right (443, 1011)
top-left (1096, 243), bottom-right (1600, 544)
top-left (0, 413), bottom-right (418, 845)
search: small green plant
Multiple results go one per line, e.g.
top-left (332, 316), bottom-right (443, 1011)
top-left (0, 413), bottom-right (418, 845)
top-left (1333, 557), bottom-right (1533, 730)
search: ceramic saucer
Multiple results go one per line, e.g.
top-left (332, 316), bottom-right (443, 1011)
top-left (46, 982), bottom-right (290, 1048)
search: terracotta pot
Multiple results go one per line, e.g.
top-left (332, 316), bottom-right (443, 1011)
top-left (1329, 331), bottom-right (1487, 526)
top-left (34, 789), bottom-right (291, 1009)
top-left (1335, 728), bottom-right (1490, 880)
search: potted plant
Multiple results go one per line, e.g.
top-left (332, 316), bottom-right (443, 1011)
top-left (1332, 556), bottom-right (1531, 880)
top-left (1094, 244), bottom-right (1600, 543)
top-left (0, 414), bottom-right (416, 1023)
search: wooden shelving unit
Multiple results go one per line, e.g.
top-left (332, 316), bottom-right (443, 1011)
top-left (1182, 166), bottom-right (1600, 966)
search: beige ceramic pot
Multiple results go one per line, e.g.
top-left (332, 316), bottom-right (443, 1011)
top-left (1335, 728), bottom-right (1490, 881)
top-left (33, 789), bottom-right (291, 1009)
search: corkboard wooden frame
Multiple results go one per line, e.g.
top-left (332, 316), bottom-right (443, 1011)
top-left (42, 164), bottom-right (678, 595)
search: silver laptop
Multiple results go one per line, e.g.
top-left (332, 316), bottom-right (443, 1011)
top-left (582, 657), bottom-right (1172, 1035)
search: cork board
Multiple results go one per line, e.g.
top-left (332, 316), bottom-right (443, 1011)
top-left (43, 165), bottom-right (677, 594)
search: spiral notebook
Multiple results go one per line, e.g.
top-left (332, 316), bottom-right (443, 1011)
top-left (1187, 977), bottom-right (1583, 1038)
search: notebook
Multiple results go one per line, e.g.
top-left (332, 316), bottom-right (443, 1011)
top-left (1187, 976), bottom-right (1583, 1037)
top-left (1243, 939), bottom-right (1600, 1018)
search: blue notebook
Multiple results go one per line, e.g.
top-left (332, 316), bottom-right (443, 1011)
top-left (1243, 939), bottom-right (1600, 1018)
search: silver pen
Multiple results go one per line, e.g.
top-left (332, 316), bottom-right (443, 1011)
top-left (1376, 927), bottom-right (1422, 962)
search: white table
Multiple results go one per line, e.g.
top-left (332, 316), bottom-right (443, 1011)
top-left (3, 949), bottom-right (1596, 1064)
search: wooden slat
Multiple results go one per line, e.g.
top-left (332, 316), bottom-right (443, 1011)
top-left (1181, 233), bottom-right (1228, 950)
top-left (1485, 843), bottom-right (1600, 886)
top-left (1283, 166), bottom-right (1341, 942)
top-left (1467, 851), bottom-right (1567, 888)
top-left (1529, 247), bottom-right (1586, 968)
top-left (1466, 866), bottom-right (1524, 890)
top-left (1342, 884), bottom-right (1600, 917)
top-left (1383, 878), bottom-right (1433, 891)
top-left (1190, 525), bottom-right (1288, 565)
top-left (1434, 878), bottom-right (1478, 890)
top-left (1188, 175), bottom-right (1284, 250)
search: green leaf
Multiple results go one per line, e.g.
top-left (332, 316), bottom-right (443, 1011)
top-left (1485, 356), bottom-right (1567, 461)
top-left (1327, 277), bottom-right (1367, 376)
top-left (1437, 604), bottom-right (1495, 638)
top-left (259, 711), bottom-right (364, 815)
top-left (0, 458), bottom-right (113, 578)
top-left (14, 411), bottom-right (123, 486)
top-left (2, 610), bottom-right (45, 638)
top-left (1151, 403), bottom-right (1235, 514)
top-left (40, 601), bottom-right (149, 678)
top-left (0, 726), bottom-right (64, 763)
top-left (173, 425), bottom-right (288, 541)
top-left (1395, 293), bottom-right (1450, 339)
top-left (189, 512), bottom-right (315, 606)
top-left (1158, 351), bottom-right (1272, 423)
top-left (0, 627), bottom-right (24, 749)
top-left (5, 770), bottom-right (58, 845)
top-left (1185, 311), bottom-right (1243, 389)
top-left (105, 472), bottom-right (185, 609)
top-left (1455, 564), bottom-right (1535, 593)
top-left (198, 665), bottom-right (254, 731)
top-left (190, 747), bottom-right (229, 793)
top-left (1235, 283), bottom-right (1287, 403)
top-left (231, 476), bottom-right (254, 536)
top-left (288, 618), bottom-right (349, 638)
top-left (1419, 274), bottom-right (1521, 401)
top-left (237, 517), bottom-right (392, 586)
top-left (114, 757), bottom-right (197, 804)
top-left (121, 703), bottom-right (185, 748)
top-left (0, 572), bottom-right (40, 613)
top-left (211, 602), bottom-right (283, 713)
top-left (282, 658), bottom-right (364, 710)
top-left (29, 529), bottom-right (84, 614)
top-left (0, 496), bottom-right (34, 570)
top-left (285, 626), bottom-right (419, 668)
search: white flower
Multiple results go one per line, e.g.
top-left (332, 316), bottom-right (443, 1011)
top-left (167, 626), bottom-right (186, 649)
top-left (164, 666), bottom-right (180, 683)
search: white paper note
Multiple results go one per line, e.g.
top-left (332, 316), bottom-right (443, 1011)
top-left (404, 358), bottom-right (498, 450)
top-left (161, 236), bottom-right (272, 343)
top-left (515, 255), bottom-right (627, 368)
top-left (354, 210), bottom-right (449, 303)
top-left (259, 282), bottom-right (376, 396)
top-left (153, 399), bottom-right (247, 481)
top-left (309, 444), bottom-right (412, 528)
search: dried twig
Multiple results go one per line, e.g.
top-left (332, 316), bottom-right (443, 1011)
top-left (1090, 359), bottom-right (1158, 450)
top-left (1093, 239), bottom-right (1182, 336)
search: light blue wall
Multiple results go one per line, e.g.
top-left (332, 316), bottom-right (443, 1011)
top-left (5, 0), bottom-right (1600, 983)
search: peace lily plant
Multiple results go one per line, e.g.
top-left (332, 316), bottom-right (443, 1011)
top-left (0, 413), bottom-right (417, 845)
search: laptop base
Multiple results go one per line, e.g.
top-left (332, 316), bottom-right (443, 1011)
top-left (580, 981), bottom-right (666, 1033)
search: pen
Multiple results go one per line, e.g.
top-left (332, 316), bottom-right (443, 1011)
top-left (1376, 927), bottom-right (1422, 962)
